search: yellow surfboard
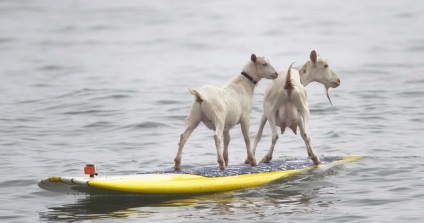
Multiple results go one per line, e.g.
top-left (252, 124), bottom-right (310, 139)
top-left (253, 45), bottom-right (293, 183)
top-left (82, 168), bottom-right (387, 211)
top-left (38, 156), bottom-right (362, 195)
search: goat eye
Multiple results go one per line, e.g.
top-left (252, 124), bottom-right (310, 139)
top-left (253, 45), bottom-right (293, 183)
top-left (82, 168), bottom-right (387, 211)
top-left (324, 64), bottom-right (328, 68)
top-left (262, 63), bottom-right (268, 66)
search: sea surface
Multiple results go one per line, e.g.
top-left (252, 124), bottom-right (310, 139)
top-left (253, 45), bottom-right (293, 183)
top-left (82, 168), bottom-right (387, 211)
top-left (1, 0), bottom-right (424, 222)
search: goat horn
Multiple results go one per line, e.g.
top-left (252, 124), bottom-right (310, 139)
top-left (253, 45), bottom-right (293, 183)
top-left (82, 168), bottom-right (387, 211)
top-left (325, 86), bottom-right (333, 106)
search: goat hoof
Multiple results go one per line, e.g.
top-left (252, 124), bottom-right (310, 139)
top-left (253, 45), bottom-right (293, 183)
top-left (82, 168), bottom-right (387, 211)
top-left (260, 156), bottom-right (272, 163)
top-left (249, 158), bottom-right (257, 166)
top-left (218, 159), bottom-right (226, 170)
top-left (260, 159), bottom-right (270, 164)
top-left (311, 156), bottom-right (321, 165)
top-left (174, 160), bottom-right (181, 170)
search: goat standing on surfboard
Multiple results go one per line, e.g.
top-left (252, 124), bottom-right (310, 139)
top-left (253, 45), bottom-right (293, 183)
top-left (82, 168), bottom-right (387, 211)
top-left (249, 50), bottom-right (340, 165)
top-left (174, 54), bottom-right (278, 170)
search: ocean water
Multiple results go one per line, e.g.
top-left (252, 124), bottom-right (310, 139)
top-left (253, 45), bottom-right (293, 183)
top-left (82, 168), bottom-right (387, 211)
top-left (1, 0), bottom-right (424, 222)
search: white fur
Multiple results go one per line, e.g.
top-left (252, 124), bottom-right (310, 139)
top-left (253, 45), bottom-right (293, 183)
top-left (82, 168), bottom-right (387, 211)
top-left (174, 54), bottom-right (278, 170)
top-left (251, 50), bottom-right (340, 165)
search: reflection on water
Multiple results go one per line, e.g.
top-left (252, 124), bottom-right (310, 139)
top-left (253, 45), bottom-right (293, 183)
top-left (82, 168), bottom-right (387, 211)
top-left (39, 195), bottom-right (197, 221)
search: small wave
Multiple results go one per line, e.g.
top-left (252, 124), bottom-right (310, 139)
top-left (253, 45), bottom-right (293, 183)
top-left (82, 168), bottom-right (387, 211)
top-left (409, 118), bottom-right (423, 122)
top-left (156, 99), bottom-right (181, 105)
top-left (30, 83), bottom-right (54, 88)
top-left (404, 78), bottom-right (424, 84)
top-left (88, 25), bottom-right (118, 31)
top-left (93, 94), bottom-right (134, 101)
top-left (363, 62), bottom-right (409, 69)
top-left (27, 88), bottom-right (136, 108)
top-left (0, 179), bottom-right (34, 188)
top-left (53, 88), bottom-right (110, 99)
top-left (0, 37), bottom-right (16, 44)
top-left (354, 90), bottom-right (389, 99)
top-left (54, 88), bottom-right (137, 99)
top-left (118, 121), bottom-right (170, 131)
top-left (83, 121), bottom-right (115, 129)
top-left (309, 106), bottom-right (340, 114)
top-left (323, 130), bottom-right (341, 138)
top-left (16, 98), bottom-right (45, 104)
top-left (37, 65), bottom-right (63, 71)
top-left (62, 109), bottom-right (120, 116)
top-left (398, 90), bottom-right (424, 97)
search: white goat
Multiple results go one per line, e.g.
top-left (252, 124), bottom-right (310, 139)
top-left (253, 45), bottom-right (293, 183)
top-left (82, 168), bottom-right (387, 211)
top-left (250, 50), bottom-right (340, 165)
top-left (174, 54), bottom-right (278, 170)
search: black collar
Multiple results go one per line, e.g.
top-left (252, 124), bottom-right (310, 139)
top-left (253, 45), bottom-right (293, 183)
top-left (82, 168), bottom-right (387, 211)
top-left (241, 72), bottom-right (258, 85)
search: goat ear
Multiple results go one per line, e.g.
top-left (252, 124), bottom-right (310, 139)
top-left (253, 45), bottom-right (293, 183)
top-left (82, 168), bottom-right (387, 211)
top-left (310, 50), bottom-right (317, 63)
top-left (251, 54), bottom-right (257, 63)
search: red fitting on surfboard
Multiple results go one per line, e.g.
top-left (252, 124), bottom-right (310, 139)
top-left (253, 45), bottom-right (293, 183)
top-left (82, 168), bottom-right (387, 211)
top-left (84, 164), bottom-right (97, 177)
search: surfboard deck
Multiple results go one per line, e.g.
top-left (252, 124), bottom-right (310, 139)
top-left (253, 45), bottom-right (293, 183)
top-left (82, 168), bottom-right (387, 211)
top-left (38, 155), bottom-right (362, 195)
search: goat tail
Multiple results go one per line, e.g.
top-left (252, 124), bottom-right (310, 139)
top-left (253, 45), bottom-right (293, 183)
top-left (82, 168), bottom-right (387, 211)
top-left (284, 62), bottom-right (296, 97)
top-left (189, 88), bottom-right (204, 103)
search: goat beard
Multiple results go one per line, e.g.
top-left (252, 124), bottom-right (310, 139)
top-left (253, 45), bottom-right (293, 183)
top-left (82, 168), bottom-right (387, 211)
top-left (325, 86), bottom-right (333, 106)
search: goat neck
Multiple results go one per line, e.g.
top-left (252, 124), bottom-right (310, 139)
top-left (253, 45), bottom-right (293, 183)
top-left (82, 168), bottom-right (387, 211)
top-left (237, 63), bottom-right (261, 96)
top-left (298, 62), bottom-right (314, 87)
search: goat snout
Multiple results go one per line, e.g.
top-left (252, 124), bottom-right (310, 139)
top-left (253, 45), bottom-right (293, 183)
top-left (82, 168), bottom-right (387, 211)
top-left (272, 72), bottom-right (278, 79)
top-left (333, 78), bottom-right (340, 87)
